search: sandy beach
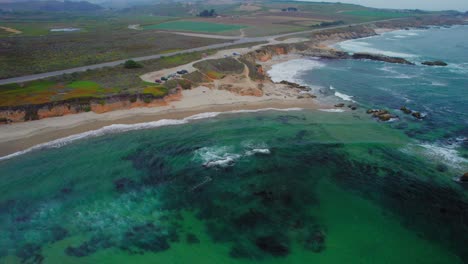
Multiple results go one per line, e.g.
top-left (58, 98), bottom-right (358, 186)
top-left (0, 87), bottom-right (324, 157)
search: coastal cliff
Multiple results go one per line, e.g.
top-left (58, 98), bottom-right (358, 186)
top-left (0, 91), bottom-right (181, 123)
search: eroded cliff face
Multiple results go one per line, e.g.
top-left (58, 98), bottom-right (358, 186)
top-left (0, 90), bottom-right (182, 124)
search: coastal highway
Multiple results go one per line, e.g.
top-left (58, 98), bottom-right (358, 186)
top-left (0, 19), bottom-right (401, 85)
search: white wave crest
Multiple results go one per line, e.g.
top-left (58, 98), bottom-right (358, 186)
top-left (334, 91), bottom-right (355, 102)
top-left (195, 146), bottom-right (242, 168)
top-left (336, 39), bottom-right (417, 58)
top-left (267, 58), bottom-right (325, 84)
top-left (403, 141), bottom-right (468, 169)
top-left (0, 108), bottom-right (302, 162)
top-left (418, 143), bottom-right (467, 169)
top-left (319, 109), bottom-right (345, 113)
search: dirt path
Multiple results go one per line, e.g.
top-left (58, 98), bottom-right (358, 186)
top-left (140, 43), bottom-right (267, 83)
top-left (0, 26), bottom-right (22, 34)
top-left (157, 31), bottom-right (243, 40)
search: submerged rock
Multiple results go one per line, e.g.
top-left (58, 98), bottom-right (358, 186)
top-left (255, 235), bottom-right (289, 257)
top-left (459, 172), bottom-right (468, 182)
top-left (400, 106), bottom-right (412, 114)
top-left (304, 228), bottom-right (326, 253)
top-left (411, 111), bottom-right (424, 119)
top-left (122, 223), bottom-right (170, 253)
top-left (186, 233), bottom-right (200, 244)
top-left (334, 103), bottom-right (345, 107)
top-left (65, 236), bottom-right (113, 257)
top-left (422, 61), bottom-right (448, 66)
top-left (16, 243), bottom-right (43, 263)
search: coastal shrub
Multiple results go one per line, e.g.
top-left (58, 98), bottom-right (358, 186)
top-left (163, 80), bottom-right (178, 90)
top-left (129, 97), bottom-right (137, 103)
top-left (143, 86), bottom-right (168, 98)
top-left (124, 60), bottom-right (143, 69)
top-left (177, 79), bottom-right (192, 90)
top-left (143, 97), bottom-right (152, 104)
top-left (194, 58), bottom-right (244, 75)
top-left (83, 105), bottom-right (91, 112)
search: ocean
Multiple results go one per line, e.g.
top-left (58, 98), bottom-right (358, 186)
top-left (0, 26), bottom-right (467, 263)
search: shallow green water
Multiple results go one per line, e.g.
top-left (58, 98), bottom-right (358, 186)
top-left (1, 110), bottom-right (467, 263)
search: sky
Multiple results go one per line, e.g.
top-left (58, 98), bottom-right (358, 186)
top-left (302, 0), bottom-right (468, 11)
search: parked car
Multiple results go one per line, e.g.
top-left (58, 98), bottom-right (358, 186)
top-left (177, 70), bottom-right (188, 75)
top-left (155, 79), bottom-right (162, 83)
top-left (232, 52), bottom-right (240, 56)
top-left (161, 77), bottom-right (168, 81)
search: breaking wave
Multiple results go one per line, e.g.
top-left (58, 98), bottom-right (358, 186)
top-left (336, 39), bottom-right (417, 58)
top-left (267, 58), bottom-right (325, 84)
top-left (0, 108), bottom-right (301, 162)
top-left (194, 141), bottom-right (271, 169)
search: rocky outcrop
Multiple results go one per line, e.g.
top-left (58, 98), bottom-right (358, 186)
top-left (411, 111), bottom-right (424, 119)
top-left (352, 53), bottom-right (415, 65)
top-left (400, 106), bottom-right (424, 119)
top-left (422, 61), bottom-right (448, 66)
top-left (279, 80), bottom-right (309, 91)
top-left (366, 109), bottom-right (397, 121)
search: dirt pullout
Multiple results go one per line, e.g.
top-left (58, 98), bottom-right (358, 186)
top-left (0, 26), bottom-right (22, 34)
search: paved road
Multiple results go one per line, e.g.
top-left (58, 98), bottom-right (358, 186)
top-left (0, 19), bottom-right (401, 85)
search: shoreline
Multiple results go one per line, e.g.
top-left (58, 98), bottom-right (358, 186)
top-left (0, 23), bottom-right (460, 159)
top-left (0, 97), bottom-right (322, 158)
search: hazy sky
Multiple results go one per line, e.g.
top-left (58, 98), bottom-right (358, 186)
top-left (302, 0), bottom-right (468, 11)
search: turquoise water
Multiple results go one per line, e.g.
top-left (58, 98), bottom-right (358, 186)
top-left (302, 25), bottom-right (468, 144)
top-left (0, 26), bottom-right (468, 263)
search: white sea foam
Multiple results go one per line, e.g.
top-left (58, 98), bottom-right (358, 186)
top-left (336, 39), bottom-right (417, 58)
top-left (267, 58), bottom-right (325, 84)
top-left (0, 108), bottom-right (302, 162)
top-left (318, 109), bottom-right (345, 113)
top-left (404, 140), bottom-right (468, 169)
top-left (194, 146), bottom-right (240, 168)
top-left (194, 141), bottom-right (271, 168)
top-left (430, 81), bottom-right (448, 87)
top-left (243, 141), bottom-right (271, 156)
top-left (418, 143), bottom-right (467, 169)
top-left (334, 91), bottom-right (355, 102)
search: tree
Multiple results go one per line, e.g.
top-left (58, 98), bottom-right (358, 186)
top-left (124, 60), bottom-right (142, 69)
top-left (199, 9), bottom-right (216, 17)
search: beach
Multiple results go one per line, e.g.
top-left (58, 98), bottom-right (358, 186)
top-left (0, 88), bottom-right (323, 158)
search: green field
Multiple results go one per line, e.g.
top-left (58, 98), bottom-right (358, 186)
top-left (0, 80), bottom-right (118, 106)
top-left (343, 10), bottom-right (413, 20)
top-left (143, 21), bottom-right (246, 33)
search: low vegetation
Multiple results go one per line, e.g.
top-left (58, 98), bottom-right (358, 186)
top-left (143, 21), bottom-right (246, 33)
top-left (124, 60), bottom-right (143, 69)
top-left (0, 29), bottom-right (224, 79)
top-left (142, 86), bottom-right (168, 97)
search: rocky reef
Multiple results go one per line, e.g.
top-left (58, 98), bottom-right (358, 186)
top-left (352, 53), bottom-right (415, 65)
top-left (422, 61), bottom-right (448, 66)
top-left (400, 106), bottom-right (424, 119)
top-left (366, 109), bottom-right (398, 121)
